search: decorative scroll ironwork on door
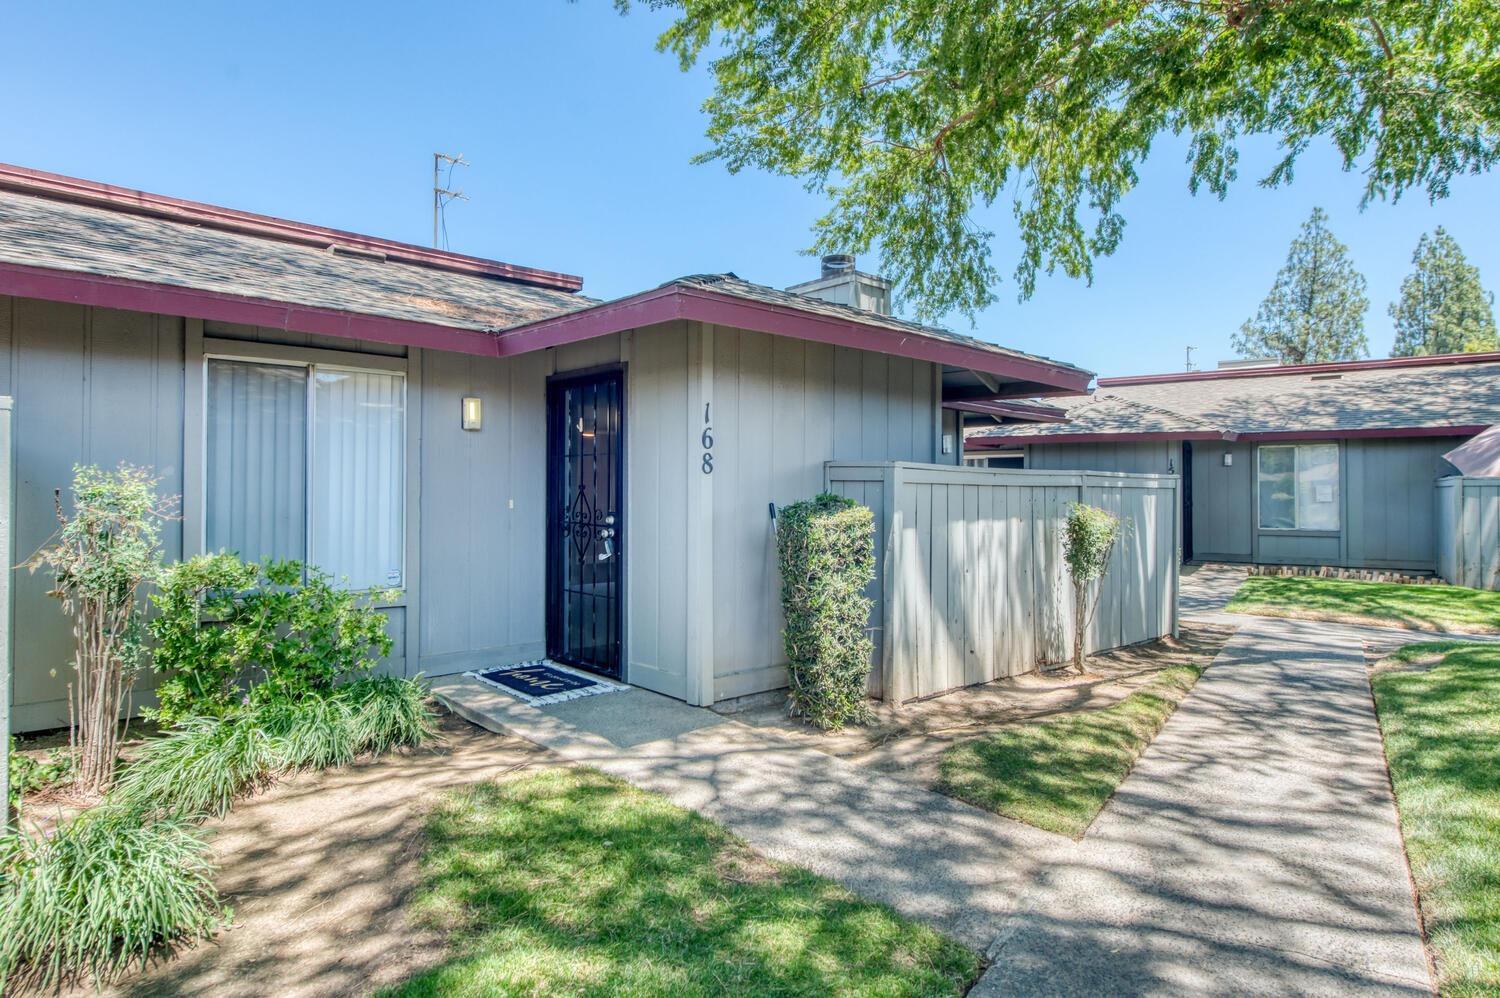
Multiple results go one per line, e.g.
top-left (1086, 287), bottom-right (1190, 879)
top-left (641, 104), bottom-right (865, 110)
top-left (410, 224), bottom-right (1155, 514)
top-left (546, 371), bottom-right (624, 678)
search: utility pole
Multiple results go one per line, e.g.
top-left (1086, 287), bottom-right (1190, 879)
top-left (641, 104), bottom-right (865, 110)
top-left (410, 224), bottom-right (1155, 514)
top-left (1185, 345), bottom-right (1197, 372)
top-left (432, 152), bottom-right (469, 249)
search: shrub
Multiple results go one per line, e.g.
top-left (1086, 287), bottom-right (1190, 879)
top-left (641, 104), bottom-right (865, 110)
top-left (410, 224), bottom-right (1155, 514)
top-left (148, 555), bottom-right (397, 725)
top-left (1061, 502), bottom-right (1124, 673)
top-left (0, 807), bottom-right (225, 993)
top-left (776, 493), bottom-right (876, 730)
top-left (114, 676), bottom-right (435, 820)
top-left (25, 465), bottom-right (173, 793)
top-left (7, 741), bottom-right (74, 815)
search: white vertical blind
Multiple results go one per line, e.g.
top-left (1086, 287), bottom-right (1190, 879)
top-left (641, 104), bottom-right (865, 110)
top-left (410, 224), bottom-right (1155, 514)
top-left (1296, 443), bottom-right (1340, 530)
top-left (205, 360), bottom-right (307, 564)
top-left (310, 369), bottom-right (405, 589)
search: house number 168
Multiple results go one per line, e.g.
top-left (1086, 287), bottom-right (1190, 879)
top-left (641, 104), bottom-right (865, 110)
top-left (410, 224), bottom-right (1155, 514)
top-left (701, 402), bottom-right (714, 474)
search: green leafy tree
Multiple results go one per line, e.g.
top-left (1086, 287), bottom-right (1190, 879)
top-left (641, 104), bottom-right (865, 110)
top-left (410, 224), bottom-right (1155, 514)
top-left (1389, 228), bottom-right (1498, 356)
top-left (629, 0), bottom-right (1500, 318)
top-left (1061, 503), bottom-right (1122, 674)
top-left (1233, 208), bottom-right (1369, 364)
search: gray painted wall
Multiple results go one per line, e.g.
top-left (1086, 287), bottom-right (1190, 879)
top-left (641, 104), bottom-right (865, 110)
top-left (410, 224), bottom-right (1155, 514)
top-left (1023, 435), bottom-right (1465, 572)
top-left (3, 297), bottom-right (946, 728)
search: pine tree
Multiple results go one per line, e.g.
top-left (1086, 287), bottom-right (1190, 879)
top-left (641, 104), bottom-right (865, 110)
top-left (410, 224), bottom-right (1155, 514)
top-left (1234, 208), bottom-right (1369, 364)
top-left (1389, 228), bottom-right (1498, 356)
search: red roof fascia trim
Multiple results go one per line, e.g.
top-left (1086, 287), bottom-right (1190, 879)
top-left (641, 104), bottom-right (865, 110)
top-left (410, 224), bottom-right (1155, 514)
top-left (966, 430), bottom-right (1232, 448)
top-left (1098, 351), bottom-right (1500, 387)
top-left (0, 163), bottom-right (583, 292)
top-left (495, 284), bottom-right (1094, 391)
top-left (677, 287), bottom-right (1094, 389)
top-left (0, 261), bottom-right (506, 357)
top-left (945, 399), bottom-right (1070, 421)
top-left (1239, 426), bottom-right (1489, 442)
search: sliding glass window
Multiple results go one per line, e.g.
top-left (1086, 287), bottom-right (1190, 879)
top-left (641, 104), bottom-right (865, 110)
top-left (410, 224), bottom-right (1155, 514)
top-left (1256, 443), bottom-right (1339, 531)
top-left (205, 358), bottom-right (405, 590)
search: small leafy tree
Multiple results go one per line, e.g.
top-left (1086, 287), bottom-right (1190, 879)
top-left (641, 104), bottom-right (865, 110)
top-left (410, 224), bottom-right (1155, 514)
top-left (1389, 228), bottom-right (1498, 356)
top-left (1234, 207), bottom-right (1370, 364)
top-left (147, 555), bottom-right (397, 725)
top-left (1061, 502), bottom-right (1123, 674)
top-left (776, 494), bottom-right (876, 730)
top-left (26, 466), bottom-right (173, 794)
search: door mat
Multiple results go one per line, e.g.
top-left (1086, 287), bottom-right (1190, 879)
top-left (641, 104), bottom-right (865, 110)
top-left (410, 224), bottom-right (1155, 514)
top-left (466, 660), bottom-right (628, 706)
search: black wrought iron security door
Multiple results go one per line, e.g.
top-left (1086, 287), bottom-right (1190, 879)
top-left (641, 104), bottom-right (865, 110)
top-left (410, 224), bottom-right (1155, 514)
top-left (546, 371), bottom-right (624, 678)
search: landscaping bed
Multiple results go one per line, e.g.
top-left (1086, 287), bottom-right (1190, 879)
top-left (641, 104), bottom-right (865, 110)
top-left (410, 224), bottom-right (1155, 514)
top-left (728, 623), bottom-right (1231, 796)
top-left (382, 767), bottom-right (980, 998)
top-left (938, 662), bottom-right (1203, 837)
top-left (1371, 641), bottom-right (1500, 996)
top-left (1226, 575), bottom-right (1500, 633)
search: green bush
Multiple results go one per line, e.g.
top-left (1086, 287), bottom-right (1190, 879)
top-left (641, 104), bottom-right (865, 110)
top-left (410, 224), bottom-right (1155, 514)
top-left (1061, 502), bottom-right (1124, 672)
top-left (148, 555), bottom-right (397, 725)
top-left (114, 676), bottom-right (435, 820)
top-left (7, 741), bottom-right (74, 814)
top-left (0, 807), bottom-right (225, 993)
top-left (776, 494), bottom-right (876, 730)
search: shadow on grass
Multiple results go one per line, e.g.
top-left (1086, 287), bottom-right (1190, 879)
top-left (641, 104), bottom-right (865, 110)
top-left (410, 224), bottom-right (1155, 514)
top-left (1370, 642), bottom-right (1500, 994)
top-left (1227, 576), bottom-right (1500, 633)
top-left (381, 769), bottom-right (979, 998)
top-left (936, 666), bottom-right (1202, 838)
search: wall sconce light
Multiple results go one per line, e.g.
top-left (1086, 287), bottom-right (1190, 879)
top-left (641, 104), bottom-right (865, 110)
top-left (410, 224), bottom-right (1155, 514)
top-left (1222, 452), bottom-right (1233, 467)
top-left (461, 396), bottom-right (482, 431)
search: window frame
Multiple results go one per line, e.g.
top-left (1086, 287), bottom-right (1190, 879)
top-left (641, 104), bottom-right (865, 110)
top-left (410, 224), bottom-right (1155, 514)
top-left (195, 336), bottom-right (410, 595)
top-left (1255, 442), bottom-right (1342, 534)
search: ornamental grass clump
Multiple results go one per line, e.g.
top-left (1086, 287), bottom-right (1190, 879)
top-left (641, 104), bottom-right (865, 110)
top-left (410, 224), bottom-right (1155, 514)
top-left (0, 807), bottom-right (225, 994)
top-left (1062, 502), bottom-right (1124, 673)
top-left (113, 676), bottom-right (435, 820)
top-left (776, 493), bottom-right (876, 730)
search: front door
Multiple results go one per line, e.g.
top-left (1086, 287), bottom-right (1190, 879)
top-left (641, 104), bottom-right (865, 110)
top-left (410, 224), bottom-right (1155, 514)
top-left (546, 371), bottom-right (625, 678)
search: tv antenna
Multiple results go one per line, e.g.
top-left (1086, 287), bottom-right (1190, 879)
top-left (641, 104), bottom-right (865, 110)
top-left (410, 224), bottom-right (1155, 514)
top-left (1185, 345), bottom-right (1198, 372)
top-left (432, 152), bottom-right (469, 249)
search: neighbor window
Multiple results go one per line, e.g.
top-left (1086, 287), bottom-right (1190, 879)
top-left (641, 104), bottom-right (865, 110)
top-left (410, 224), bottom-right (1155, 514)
top-left (1257, 443), bottom-right (1339, 531)
top-left (205, 358), bottom-right (405, 589)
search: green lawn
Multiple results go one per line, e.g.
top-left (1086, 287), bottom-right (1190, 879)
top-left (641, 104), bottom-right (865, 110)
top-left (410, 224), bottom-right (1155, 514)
top-left (936, 665), bottom-right (1203, 838)
top-left (1226, 576), bottom-right (1500, 633)
top-left (382, 768), bottom-right (980, 998)
top-left (1372, 642), bottom-right (1500, 996)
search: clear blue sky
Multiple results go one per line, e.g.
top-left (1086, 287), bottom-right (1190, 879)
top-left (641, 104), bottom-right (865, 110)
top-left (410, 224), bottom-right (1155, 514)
top-left (3, 1), bottom-right (1497, 377)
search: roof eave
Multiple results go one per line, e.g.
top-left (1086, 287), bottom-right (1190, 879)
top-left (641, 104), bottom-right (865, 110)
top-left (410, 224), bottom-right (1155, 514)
top-left (0, 260), bottom-right (512, 357)
top-left (497, 282), bottom-right (1095, 393)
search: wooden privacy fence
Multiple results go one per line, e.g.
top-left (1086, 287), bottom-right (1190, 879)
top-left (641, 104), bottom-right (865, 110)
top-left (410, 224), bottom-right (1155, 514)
top-left (1437, 477), bottom-right (1500, 591)
top-left (826, 462), bottom-right (1180, 703)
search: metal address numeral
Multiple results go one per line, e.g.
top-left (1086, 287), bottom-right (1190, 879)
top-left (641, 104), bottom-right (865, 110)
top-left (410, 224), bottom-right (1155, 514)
top-left (701, 401), bottom-right (714, 474)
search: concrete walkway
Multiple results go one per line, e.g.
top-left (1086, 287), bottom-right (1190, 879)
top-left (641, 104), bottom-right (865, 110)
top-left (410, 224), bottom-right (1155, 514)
top-left (974, 615), bottom-right (1431, 996)
top-left (434, 613), bottom-right (1433, 996)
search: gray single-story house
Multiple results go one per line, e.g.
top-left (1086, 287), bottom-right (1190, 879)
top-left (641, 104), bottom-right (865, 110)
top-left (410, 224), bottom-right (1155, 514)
top-left (0, 163), bottom-right (1097, 732)
top-left (962, 354), bottom-right (1500, 573)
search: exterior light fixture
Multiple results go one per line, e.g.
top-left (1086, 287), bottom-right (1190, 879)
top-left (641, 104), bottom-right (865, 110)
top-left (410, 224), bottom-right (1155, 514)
top-left (1223, 452), bottom-right (1233, 467)
top-left (461, 396), bottom-right (482, 431)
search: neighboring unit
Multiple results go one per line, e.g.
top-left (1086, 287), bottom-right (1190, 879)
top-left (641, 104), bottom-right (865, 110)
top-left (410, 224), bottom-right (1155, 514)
top-left (964, 355), bottom-right (1500, 574)
top-left (0, 164), bottom-right (1146, 731)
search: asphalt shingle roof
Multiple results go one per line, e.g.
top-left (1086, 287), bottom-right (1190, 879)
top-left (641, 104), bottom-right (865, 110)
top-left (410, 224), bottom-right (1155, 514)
top-left (669, 273), bottom-right (1091, 378)
top-left (0, 188), bottom-right (592, 332)
top-left (970, 359), bottom-right (1500, 441)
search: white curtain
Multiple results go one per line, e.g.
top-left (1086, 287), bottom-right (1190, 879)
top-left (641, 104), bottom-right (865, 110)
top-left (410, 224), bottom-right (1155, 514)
top-left (205, 360), bottom-right (308, 565)
top-left (310, 369), bottom-right (405, 589)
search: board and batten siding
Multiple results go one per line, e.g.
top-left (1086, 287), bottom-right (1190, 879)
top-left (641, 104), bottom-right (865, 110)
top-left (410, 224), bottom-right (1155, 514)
top-left (829, 462), bottom-right (1179, 702)
top-left (1026, 440), bottom-right (1178, 475)
top-left (1, 296), bottom-right (186, 730)
top-left (706, 324), bottom-right (941, 702)
top-left (1437, 477), bottom-right (1500, 590)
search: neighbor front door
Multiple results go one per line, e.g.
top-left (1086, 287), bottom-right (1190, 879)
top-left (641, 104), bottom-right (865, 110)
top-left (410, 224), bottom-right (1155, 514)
top-left (546, 370), bottom-right (624, 678)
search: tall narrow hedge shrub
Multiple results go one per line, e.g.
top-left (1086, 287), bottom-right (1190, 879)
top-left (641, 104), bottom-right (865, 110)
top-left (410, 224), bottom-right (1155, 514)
top-left (776, 494), bottom-right (876, 730)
